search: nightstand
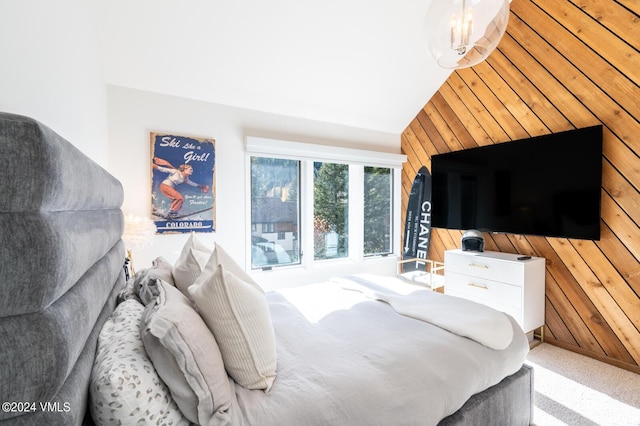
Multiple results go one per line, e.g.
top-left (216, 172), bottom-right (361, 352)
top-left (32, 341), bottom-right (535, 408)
top-left (444, 249), bottom-right (545, 336)
top-left (397, 258), bottom-right (446, 292)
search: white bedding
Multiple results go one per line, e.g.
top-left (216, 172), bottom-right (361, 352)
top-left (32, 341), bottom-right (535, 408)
top-left (229, 277), bottom-right (529, 426)
top-left (333, 274), bottom-right (514, 350)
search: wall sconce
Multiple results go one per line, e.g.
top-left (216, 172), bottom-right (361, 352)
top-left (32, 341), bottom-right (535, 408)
top-left (425, 0), bottom-right (511, 69)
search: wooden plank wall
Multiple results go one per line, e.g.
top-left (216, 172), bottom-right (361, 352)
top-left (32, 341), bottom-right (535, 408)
top-left (401, 0), bottom-right (640, 373)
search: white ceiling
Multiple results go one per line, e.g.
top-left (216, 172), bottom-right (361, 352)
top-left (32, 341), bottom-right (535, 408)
top-left (96, 0), bottom-right (451, 134)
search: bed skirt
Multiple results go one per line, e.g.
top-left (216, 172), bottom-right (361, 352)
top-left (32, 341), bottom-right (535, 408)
top-left (439, 363), bottom-right (533, 426)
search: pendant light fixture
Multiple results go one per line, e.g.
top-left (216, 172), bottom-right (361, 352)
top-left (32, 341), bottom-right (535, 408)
top-left (425, 0), bottom-right (511, 69)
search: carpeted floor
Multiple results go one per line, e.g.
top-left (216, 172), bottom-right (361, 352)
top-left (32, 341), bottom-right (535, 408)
top-left (525, 343), bottom-right (640, 426)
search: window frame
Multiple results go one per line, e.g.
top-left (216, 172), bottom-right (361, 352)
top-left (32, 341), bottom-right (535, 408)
top-left (363, 165), bottom-right (394, 257)
top-left (246, 136), bottom-right (405, 274)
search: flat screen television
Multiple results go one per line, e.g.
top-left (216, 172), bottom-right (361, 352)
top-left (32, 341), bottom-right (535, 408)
top-left (431, 125), bottom-right (603, 240)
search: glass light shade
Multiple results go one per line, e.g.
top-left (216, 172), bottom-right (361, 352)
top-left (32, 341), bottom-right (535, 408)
top-left (425, 0), bottom-right (511, 69)
top-left (123, 214), bottom-right (156, 250)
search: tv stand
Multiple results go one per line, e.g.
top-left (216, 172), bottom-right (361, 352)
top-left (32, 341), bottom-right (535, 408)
top-left (444, 249), bottom-right (545, 336)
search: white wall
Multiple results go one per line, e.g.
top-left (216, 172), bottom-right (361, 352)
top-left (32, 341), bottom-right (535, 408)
top-left (107, 85), bottom-right (402, 289)
top-left (0, 0), bottom-right (109, 166)
top-left (0, 0), bottom-right (404, 289)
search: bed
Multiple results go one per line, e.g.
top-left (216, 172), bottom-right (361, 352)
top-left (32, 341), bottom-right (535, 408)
top-left (0, 112), bottom-right (533, 426)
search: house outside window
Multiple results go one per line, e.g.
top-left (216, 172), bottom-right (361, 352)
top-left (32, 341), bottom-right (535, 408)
top-left (250, 157), bottom-right (299, 269)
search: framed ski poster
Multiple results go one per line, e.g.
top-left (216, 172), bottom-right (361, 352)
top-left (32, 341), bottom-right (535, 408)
top-left (150, 132), bottom-right (216, 234)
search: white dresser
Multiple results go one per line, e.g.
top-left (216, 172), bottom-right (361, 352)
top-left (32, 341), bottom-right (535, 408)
top-left (444, 249), bottom-right (545, 334)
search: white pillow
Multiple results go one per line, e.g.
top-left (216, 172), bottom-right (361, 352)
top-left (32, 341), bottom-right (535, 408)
top-left (189, 262), bottom-right (277, 391)
top-left (208, 242), bottom-right (257, 285)
top-left (90, 299), bottom-right (188, 426)
top-left (172, 233), bottom-right (212, 296)
top-left (141, 280), bottom-right (233, 425)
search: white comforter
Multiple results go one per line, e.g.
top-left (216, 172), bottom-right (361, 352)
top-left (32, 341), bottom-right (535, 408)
top-left (333, 274), bottom-right (514, 350)
top-left (230, 276), bottom-right (529, 426)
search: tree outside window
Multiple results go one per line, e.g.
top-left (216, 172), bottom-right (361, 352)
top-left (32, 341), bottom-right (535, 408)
top-left (313, 162), bottom-right (349, 260)
top-left (364, 166), bottom-right (392, 256)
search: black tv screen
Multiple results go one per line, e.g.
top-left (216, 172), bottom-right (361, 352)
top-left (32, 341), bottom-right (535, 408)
top-left (431, 125), bottom-right (603, 240)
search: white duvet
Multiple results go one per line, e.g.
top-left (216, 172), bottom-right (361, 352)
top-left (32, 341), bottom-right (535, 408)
top-left (333, 274), bottom-right (514, 350)
top-left (229, 276), bottom-right (529, 426)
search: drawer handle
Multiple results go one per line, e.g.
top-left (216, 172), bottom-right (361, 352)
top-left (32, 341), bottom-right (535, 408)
top-left (468, 263), bottom-right (489, 269)
top-left (468, 282), bottom-right (489, 290)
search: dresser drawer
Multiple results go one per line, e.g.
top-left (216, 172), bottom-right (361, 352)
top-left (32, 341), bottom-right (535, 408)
top-left (445, 251), bottom-right (525, 285)
top-left (443, 249), bottom-right (545, 333)
top-left (445, 271), bottom-right (522, 310)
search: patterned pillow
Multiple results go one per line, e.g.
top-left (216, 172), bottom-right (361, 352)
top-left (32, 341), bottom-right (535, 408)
top-left (89, 299), bottom-right (189, 426)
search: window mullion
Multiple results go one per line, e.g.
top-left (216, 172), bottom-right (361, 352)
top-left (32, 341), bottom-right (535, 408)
top-left (392, 168), bottom-right (402, 255)
top-left (349, 165), bottom-right (364, 261)
top-left (300, 160), bottom-right (315, 268)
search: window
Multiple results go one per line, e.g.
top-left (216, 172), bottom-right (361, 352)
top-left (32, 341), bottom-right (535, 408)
top-left (250, 157), bottom-right (300, 269)
top-left (364, 166), bottom-right (392, 256)
top-left (314, 162), bottom-right (349, 260)
top-left (247, 137), bottom-right (405, 271)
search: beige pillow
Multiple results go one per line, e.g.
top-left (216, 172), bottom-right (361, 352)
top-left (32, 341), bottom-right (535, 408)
top-left (141, 280), bottom-right (232, 425)
top-left (172, 233), bottom-right (212, 295)
top-left (189, 262), bottom-right (277, 391)
top-left (150, 256), bottom-right (175, 285)
top-left (208, 242), bottom-right (257, 285)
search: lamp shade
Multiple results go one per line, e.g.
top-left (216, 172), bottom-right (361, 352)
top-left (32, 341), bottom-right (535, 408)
top-left (123, 214), bottom-right (156, 250)
top-left (425, 0), bottom-right (511, 69)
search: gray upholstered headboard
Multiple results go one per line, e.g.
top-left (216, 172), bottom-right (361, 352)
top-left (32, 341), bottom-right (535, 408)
top-left (0, 112), bottom-right (125, 425)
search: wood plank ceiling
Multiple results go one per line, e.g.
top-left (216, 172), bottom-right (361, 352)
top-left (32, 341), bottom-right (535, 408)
top-left (401, 0), bottom-right (640, 373)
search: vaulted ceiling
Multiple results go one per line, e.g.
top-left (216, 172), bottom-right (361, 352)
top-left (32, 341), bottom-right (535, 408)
top-left (95, 0), bottom-right (452, 134)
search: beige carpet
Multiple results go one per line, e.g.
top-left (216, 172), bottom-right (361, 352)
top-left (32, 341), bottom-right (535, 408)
top-left (526, 343), bottom-right (640, 426)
